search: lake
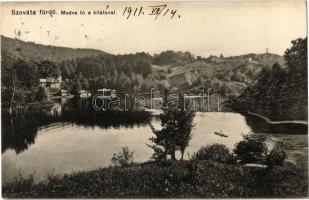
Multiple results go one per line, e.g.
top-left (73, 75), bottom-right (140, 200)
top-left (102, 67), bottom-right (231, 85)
top-left (2, 99), bottom-right (308, 184)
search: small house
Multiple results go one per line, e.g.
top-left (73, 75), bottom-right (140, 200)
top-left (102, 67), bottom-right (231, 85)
top-left (39, 76), bottom-right (62, 89)
top-left (78, 90), bottom-right (92, 98)
top-left (97, 88), bottom-right (116, 98)
top-left (61, 89), bottom-right (69, 97)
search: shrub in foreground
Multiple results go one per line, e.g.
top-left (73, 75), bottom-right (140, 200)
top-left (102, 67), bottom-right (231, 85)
top-left (3, 160), bottom-right (307, 198)
top-left (193, 144), bottom-right (235, 164)
top-left (111, 146), bottom-right (134, 167)
top-left (266, 141), bottom-right (287, 167)
top-left (234, 134), bottom-right (267, 163)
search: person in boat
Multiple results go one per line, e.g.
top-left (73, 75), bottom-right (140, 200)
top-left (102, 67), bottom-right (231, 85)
top-left (214, 130), bottom-right (228, 137)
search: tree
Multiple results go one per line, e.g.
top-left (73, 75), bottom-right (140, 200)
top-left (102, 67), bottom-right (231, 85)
top-left (177, 98), bottom-right (195, 160)
top-left (38, 60), bottom-right (60, 78)
top-left (82, 78), bottom-right (89, 90)
top-left (36, 86), bottom-right (48, 101)
top-left (284, 37), bottom-right (307, 119)
top-left (149, 90), bottom-right (195, 161)
top-left (284, 38), bottom-right (307, 74)
top-left (140, 83), bottom-right (148, 92)
top-left (13, 59), bottom-right (38, 89)
top-left (153, 50), bottom-right (195, 66)
top-left (71, 80), bottom-right (82, 94)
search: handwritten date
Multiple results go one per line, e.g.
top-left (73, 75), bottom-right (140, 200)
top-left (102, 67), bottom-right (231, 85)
top-left (123, 5), bottom-right (180, 20)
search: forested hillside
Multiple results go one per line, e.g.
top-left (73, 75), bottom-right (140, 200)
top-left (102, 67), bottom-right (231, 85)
top-left (1, 35), bottom-right (108, 62)
top-left (1, 35), bottom-right (287, 109)
top-left (165, 53), bottom-right (284, 99)
top-left (1, 51), bottom-right (156, 104)
top-left (229, 38), bottom-right (307, 120)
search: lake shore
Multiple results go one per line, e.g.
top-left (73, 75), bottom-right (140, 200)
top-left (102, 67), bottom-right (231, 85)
top-left (241, 110), bottom-right (308, 134)
top-left (247, 111), bottom-right (307, 125)
top-left (3, 160), bottom-right (308, 198)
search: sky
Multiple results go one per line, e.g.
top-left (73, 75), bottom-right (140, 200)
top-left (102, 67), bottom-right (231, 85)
top-left (0, 1), bottom-right (307, 57)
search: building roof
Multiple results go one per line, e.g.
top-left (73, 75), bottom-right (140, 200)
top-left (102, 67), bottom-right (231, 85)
top-left (39, 77), bottom-right (60, 83)
top-left (97, 88), bottom-right (112, 92)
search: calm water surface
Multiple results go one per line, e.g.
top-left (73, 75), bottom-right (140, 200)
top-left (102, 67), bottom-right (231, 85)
top-left (2, 99), bottom-right (307, 184)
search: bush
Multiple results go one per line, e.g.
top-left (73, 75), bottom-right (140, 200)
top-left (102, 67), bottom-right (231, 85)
top-left (266, 142), bottom-right (287, 167)
top-left (111, 146), bottom-right (134, 167)
top-left (234, 134), bottom-right (267, 164)
top-left (193, 144), bottom-right (235, 164)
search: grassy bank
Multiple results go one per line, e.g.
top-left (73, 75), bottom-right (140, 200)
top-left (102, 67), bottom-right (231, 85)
top-left (3, 160), bottom-right (308, 198)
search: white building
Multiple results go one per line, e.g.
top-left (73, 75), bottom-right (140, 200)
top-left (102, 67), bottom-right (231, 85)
top-left (39, 76), bottom-right (62, 88)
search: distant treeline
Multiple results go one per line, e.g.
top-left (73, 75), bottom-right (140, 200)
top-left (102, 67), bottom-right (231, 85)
top-left (153, 50), bottom-right (195, 66)
top-left (230, 38), bottom-right (307, 120)
top-left (1, 50), bottom-right (195, 106)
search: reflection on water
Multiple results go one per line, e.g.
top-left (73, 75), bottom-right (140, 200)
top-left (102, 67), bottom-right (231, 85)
top-left (2, 98), bottom-right (151, 154)
top-left (1, 98), bottom-right (308, 184)
top-left (2, 113), bottom-right (35, 154)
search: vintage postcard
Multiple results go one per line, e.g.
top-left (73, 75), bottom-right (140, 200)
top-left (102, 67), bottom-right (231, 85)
top-left (0, 1), bottom-right (308, 198)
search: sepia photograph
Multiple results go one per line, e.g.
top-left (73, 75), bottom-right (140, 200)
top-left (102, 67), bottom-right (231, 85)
top-left (0, 1), bottom-right (308, 198)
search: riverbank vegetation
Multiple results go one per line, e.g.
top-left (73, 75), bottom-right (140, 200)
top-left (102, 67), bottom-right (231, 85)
top-left (3, 140), bottom-right (307, 198)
